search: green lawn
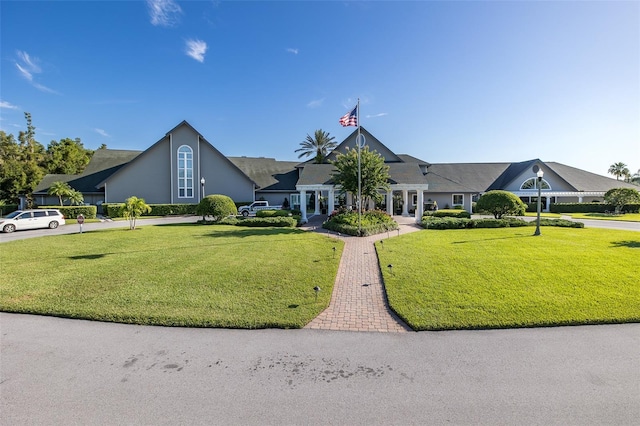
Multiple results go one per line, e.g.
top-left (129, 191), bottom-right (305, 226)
top-left (568, 212), bottom-right (640, 222)
top-left (377, 227), bottom-right (640, 330)
top-left (0, 224), bottom-right (343, 328)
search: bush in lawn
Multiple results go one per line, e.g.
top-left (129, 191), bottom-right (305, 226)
top-left (39, 205), bottom-right (97, 219)
top-left (604, 188), bottom-right (640, 214)
top-left (476, 190), bottom-right (526, 219)
top-left (197, 194), bottom-right (237, 222)
top-left (237, 217), bottom-right (297, 227)
top-left (421, 217), bottom-right (470, 229)
top-left (469, 218), bottom-right (510, 228)
top-left (323, 209), bottom-right (398, 236)
top-left (423, 209), bottom-right (471, 219)
top-left (256, 209), bottom-right (291, 218)
top-left (535, 218), bottom-right (584, 228)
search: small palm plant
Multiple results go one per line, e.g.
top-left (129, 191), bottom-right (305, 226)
top-left (67, 189), bottom-right (85, 206)
top-left (123, 196), bottom-right (151, 230)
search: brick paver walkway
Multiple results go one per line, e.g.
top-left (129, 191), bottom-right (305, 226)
top-left (303, 215), bottom-right (421, 332)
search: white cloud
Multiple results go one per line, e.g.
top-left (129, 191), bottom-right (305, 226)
top-left (15, 50), bottom-right (59, 94)
top-left (366, 113), bottom-right (388, 118)
top-left (0, 100), bottom-right (19, 110)
top-left (16, 51), bottom-right (41, 74)
top-left (307, 98), bottom-right (325, 108)
top-left (94, 128), bottom-right (110, 137)
top-left (147, 0), bottom-right (182, 27)
top-left (185, 39), bottom-right (207, 62)
top-left (286, 48), bottom-right (299, 55)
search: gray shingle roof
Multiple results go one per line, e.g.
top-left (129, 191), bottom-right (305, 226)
top-left (426, 163), bottom-right (511, 193)
top-left (545, 162), bottom-right (639, 192)
top-left (228, 157), bottom-right (299, 191)
top-left (387, 163), bottom-right (428, 185)
top-left (296, 164), bottom-right (337, 186)
top-left (34, 149), bottom-right (141, 194)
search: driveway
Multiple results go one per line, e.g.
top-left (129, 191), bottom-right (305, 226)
top-left (1, 313), bottom-right (639, 425)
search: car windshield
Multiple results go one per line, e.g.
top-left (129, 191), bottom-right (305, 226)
top-left (4, 211), bottom-right (22, 219)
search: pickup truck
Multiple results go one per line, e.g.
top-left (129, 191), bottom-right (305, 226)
top-left (237, 201), bottom-right (282, 217)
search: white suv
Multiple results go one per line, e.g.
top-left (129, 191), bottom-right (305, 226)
top-left (0, 209), bottom-right (66, 233)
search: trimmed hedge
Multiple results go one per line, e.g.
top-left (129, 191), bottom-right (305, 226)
top-left (423, 209), bottom-right (471, 219)
top-left (256, 209), bottom-right (292, 218)
top-left (323, 220), bottom-right (399, 236)
top-left (237, 217), bottom-right (297, 227)
top-left (0, 204), bottom-right (19, 216)
top-left (421, 216), bottom-right (583, 230)
top-left (39, 205), bottom-right (97, 219)
top-left (549, 203), bottom-right (640, 214)
top-left (102, 203), bottom-right (197, 218)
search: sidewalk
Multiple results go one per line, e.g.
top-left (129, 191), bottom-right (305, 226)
top-left (302, 215), bottom-right (422, 332)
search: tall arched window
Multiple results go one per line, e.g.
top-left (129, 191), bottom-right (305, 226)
top-left (520, 177), bottom-right (551, 190)
top-left (177, 145), bottom-right (193, 198)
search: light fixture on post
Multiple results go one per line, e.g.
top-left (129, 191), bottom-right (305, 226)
top-left (200, 177), bottom-right (206, 200)
top-left (534, 169), bottom-right (544, 236)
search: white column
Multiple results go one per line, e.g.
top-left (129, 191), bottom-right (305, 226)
top-left (300, 190), bottom-right (307, 223)
top-left (402, 190), bottom-right (409, 216)
top-left (386, 190), bottom-right (393, 215)
top-left (328, 188), bottom-right (335, 214)
top-left (314, 190), bottom-right (320, 215)
top-left (578, 196), bottom-right (583, 203)
top-left (416, 190), bottom-right (424, 223)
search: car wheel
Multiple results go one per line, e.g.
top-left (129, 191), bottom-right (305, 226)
top-left (3, 224), bottom-right (16, 233)
top-left (49, 221), bottom-right (59, 229)
top-left (242, 211), bottom-right (249, 217)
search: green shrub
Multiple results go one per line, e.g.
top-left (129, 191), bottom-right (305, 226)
top-left (237, 217), bottom-right (297, 227)
top-left (535, 218), bottom-right (584, 228)
top-left (197, 194), bottom-right (237, 222)
top-left (551, 203), bottom-right (607, 214)
top-left (148, 204), bottom-right (197, 216)
top-left (102, 203), bottom-right (124, 217)
top-left (39, 205), bottom-right (97, 219)
top-left (323, 209), bottom-right (398, 236)
top-left (256, 209), bottom-right (291, 218)
top-left (423, 209), bottom-right (471, 219)
top-left (476, 190), bottom-right (526, 219)
top-left (421, 217), bottom-right (470, 229)
top-left (469, 218), bottom-right (510, 228)
top-left (0, 203), bottom-right (19, 216)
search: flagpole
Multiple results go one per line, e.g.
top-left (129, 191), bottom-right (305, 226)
top-left (357, 98), bottom-right (361, 235)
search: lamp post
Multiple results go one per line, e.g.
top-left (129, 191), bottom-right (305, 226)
top-left (533, 169), bottom-right (544, 236)
top-left (200, 177), bottom-right (206, 201)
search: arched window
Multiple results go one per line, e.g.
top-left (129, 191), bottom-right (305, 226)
top-left (520, 177), bottom-right (551, 190)
top-left (177, 145), bottom-right (193, 198)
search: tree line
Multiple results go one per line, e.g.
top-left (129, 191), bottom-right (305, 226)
top-left (0, 112), bottom-right (96, 205)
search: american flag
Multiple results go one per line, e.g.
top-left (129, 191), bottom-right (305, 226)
top-left (339, 106), bottom-right (358, 127)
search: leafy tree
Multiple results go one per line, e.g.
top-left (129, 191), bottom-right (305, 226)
top-left (196, 194), bottom-right (237, 222)
top-left (47, 181), bottom-right (73, 206)
top-left (608, 162), bottom-right (630, 181)
top-left (604, 188), bottom-right (640, 213)
top-left (0, 131), bottom-right (24, 203)
top-left (295, 129), bottom-right (337, 164)
top-left (331, 146), bottom-right (390, 209)
top-left (476, 190), bottom-right (527, 219)
top-left (46, 138), bottom-right (94, 174)
top-left (123, 196), bottom-right (151, 230)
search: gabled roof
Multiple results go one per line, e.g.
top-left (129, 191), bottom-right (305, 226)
top-left (427, 162), bottom-right (511, 193)
top-left (296, 164), bottom-right (336, 186)
top-left (545, 162), bottom-right (639, 191)
top-left (34, 149), bottom-right (141, 194)
top-left (486, 159), bottom-right (540, 191)
top-left (97, 120), bottom-right (256, 188)
top-left (323, 127), bottom-right (403, 163)
top-left (397, 154), bottom-right (430, 166)
top-left (228, 157), bottom-right (299, 191)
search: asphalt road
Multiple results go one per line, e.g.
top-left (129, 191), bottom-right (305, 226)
top-left (1, 313), bottom-right (638, 425)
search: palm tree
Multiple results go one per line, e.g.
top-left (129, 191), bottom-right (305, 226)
top-left (295, 129), bottom-right (337, 164)
top-left (631, 169), bottom-right (640, 185)
top-left (608, 162), bottom-right (629, 181)
top-left (47, 181), bottom-right (72, 206)
top-left (67, 189), bottom-right (84, 205)
top-left (123, 196), bottom-right (151, 230)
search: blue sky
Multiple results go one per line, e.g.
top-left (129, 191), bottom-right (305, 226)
top-left (1, 0), bottom-right (638, 177)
